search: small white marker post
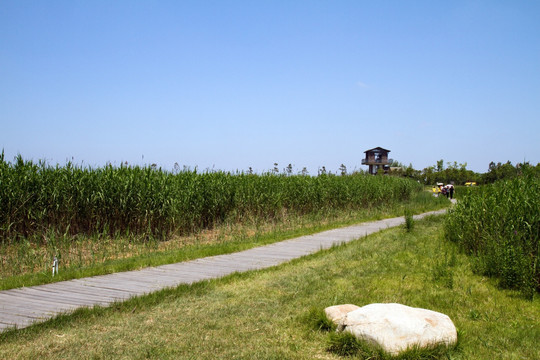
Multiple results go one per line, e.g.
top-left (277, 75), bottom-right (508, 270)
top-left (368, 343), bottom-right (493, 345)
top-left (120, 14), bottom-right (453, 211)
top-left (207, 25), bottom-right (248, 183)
top-left (52, 256), bottom-right (58, 276)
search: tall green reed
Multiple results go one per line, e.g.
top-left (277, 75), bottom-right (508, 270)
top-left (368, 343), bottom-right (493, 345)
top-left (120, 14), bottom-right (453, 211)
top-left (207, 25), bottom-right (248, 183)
top-left (445, 168), bottom-right (540, 297)
top-left (0, 155), bottom-right (422, 245)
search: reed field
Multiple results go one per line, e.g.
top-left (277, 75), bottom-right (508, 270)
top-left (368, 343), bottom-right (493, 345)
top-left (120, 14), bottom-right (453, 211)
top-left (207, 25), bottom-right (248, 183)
top-left (445, 169), bottom-right (540, 298)
top-left (1, 154), bottom-right (448, 288)
top-left (0, 154), bottom-right (420, 242)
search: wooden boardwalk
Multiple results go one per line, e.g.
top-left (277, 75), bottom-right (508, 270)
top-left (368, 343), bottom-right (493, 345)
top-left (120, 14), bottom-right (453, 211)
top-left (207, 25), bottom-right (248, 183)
top-left (0, 209), bottom-right (446, 332)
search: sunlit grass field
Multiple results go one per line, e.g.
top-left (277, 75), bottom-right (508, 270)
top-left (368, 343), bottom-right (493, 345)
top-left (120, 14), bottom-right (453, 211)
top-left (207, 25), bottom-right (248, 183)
top-left (1, 216), bottom-right (538, 359)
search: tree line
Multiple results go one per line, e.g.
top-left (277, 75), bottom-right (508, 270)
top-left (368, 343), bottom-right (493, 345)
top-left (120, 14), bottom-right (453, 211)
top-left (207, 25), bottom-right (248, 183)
top-left (389, 159), bottom-right (540, 185)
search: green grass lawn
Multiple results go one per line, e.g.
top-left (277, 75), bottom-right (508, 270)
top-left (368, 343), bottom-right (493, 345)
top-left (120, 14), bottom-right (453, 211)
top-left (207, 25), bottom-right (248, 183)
top-left (1, 215), bottom-right (538, 359)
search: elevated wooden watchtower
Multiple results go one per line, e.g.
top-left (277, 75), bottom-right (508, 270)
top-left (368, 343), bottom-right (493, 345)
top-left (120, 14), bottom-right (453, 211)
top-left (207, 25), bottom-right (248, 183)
top-left (362, 147), bottom-right (392, 175)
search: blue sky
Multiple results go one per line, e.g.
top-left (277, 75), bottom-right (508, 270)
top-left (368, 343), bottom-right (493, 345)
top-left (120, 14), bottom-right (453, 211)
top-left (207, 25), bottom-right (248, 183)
top-left (1, 1), bottom-right (539, 174)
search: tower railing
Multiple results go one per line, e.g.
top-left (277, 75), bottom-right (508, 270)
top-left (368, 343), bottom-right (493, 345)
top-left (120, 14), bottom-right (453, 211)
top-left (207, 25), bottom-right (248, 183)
top-left (362, 158), bottom-right (392, 165)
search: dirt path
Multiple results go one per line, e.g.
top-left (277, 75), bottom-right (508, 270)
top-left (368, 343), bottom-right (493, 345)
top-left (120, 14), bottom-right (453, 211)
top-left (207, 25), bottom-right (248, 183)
top-left (0, 208), bottom-right (447, 333)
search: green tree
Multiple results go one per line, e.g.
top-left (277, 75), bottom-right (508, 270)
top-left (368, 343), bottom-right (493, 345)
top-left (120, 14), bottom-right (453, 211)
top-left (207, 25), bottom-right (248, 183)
top-left (436, 159), bottom-right (444, 172)
top-left (284, 164), bottom-right (293, 176)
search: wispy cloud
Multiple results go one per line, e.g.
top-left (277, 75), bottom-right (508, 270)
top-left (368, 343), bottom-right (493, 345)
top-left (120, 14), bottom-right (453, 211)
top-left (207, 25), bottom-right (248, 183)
top-left (357, 81), bottom-right (369, 88)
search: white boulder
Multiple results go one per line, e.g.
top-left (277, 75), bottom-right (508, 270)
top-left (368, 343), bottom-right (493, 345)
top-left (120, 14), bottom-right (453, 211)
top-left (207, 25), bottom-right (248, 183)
top-left (329, 303), bottom-right (457, 355)
top-left (324, 304), bottom-right (360, 324)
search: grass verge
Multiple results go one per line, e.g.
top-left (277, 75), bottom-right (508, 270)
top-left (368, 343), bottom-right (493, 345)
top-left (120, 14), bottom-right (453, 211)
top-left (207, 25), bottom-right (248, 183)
top-left (1, 215), bottom-right (538, 359)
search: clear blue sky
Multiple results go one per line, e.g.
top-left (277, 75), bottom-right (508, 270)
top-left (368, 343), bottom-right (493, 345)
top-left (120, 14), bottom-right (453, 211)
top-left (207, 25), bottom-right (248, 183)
top-left (1, 1), bottom-right (539, 174)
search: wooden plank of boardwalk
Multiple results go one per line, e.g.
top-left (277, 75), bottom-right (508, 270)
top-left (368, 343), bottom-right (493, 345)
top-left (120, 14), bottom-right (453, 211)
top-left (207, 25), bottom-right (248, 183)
top-left (0, 209), bottom-right (446, 332)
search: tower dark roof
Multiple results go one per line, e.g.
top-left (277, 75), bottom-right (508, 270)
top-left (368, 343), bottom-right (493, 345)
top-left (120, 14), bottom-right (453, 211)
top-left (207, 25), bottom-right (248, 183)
top-left (364, 147), bottom-right (390, 153)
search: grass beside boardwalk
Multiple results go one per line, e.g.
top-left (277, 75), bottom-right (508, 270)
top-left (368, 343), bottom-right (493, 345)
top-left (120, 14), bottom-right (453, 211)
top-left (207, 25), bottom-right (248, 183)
top-left (1, 216), bottom-right (538, 359)
top-left (1, 191), bottom-right (448, 290)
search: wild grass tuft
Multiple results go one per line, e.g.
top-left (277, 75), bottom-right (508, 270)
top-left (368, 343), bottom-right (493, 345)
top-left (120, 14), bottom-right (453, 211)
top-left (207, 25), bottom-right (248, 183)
top-left (303, 307), bottom-right (336, 332)
top-left (326, 331), bottom-right (382, 357)
top-left (431, 250), bottom-right (457, 289)
top-left (325, 330), bottom-right (458, 359)
top-left (404, 209), bottom-right (415, 232)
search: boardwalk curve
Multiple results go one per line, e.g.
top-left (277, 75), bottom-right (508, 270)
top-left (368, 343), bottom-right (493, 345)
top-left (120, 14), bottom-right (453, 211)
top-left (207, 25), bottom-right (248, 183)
top-left (0, 209), bottom-right (446, 332)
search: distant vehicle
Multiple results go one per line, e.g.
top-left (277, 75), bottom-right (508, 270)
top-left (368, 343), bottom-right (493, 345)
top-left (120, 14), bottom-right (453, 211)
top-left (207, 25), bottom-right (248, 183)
top-left (465, 182), bottom-right (477, 187)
